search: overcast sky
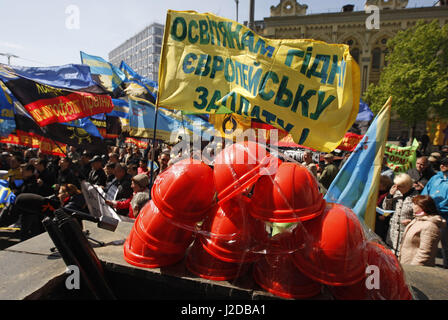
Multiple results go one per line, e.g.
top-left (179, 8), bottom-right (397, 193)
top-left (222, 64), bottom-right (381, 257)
top-left (0, 0), bottom-right (437, 67)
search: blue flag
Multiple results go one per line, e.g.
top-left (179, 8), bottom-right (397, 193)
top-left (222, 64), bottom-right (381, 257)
top-left (80, 52), bottom-right (126, 94)
top-left (0, 81), bottom-right (16, 137)
top-left (324, 97), bottom-right (392, 229)
top-left (356, 99), bottom-right (374, 122)
top-left (0, 63), bottom-right (105, 94)
top-left (129, 98), bottom-right (215, 142)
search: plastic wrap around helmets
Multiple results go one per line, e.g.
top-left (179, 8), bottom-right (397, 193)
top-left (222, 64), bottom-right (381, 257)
top-left (123, 200), bottom-right (194, 268)
top-left (290, 203), bottom-right (367, 286)
top-left (186, 238), bottom-right (251, 281)
top-left (249, 162), bottom-right (326, 223)
top-left (329, 241), bottom-right (413, 300)
top-left (253, 232), bottom-right (322, 299)
top-left (214, 141), bottom-right (281, 205)
top-left (151, 158), bottom-right (216, 224)
top-left (200, 199), bottom-right (269, 264)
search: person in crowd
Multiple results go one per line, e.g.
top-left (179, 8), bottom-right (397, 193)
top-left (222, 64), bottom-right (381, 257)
top-left (0, 152), bottom-right (10, 171)
top-left (58, 183), bottom-right (86, 211)
top-left (158, 151), bottom-right (171, 175)
top-left (381, 155), bottom-right (395, 181)
top-left (318, 153), bottom-right (339, 190)
top-left (79, 151), bottom-right (93, 180)
top-left (106, 173), bottom-right (150, 219)
top-left (23, 148), bottom-right (36, 164)
top-left (56, 157), bottom-right (80, 191)
top-left (138, 159), bottom-right (150, 176)
top-left (421, 157), bottom-right (448, 268)
top-left (399, 195), bottom-right (446, 267)
top-left (428, 156), bottom-right (440, 173)
top-left (122, 146), bottom-right (133, 164)
top-left (88, 155), bottom-right (107, 187)
top-left (375, 175), bottom-right (394, 242)
top-left (302, 150), bottom-right (318, 177)
top-left (407, 156), bottom-right (436, 192)
top-left (419, 132), bottom-right (430, 155)
top-left (104, 162), bottom-right (116, 187)
top-left (382, 173), bottom-right (419, 256)
top-left (6, 155), bottom-right (23, 192)
top-left (441, 145), bottom-right (448, 158)
top-left (105, 163), bottom-right (133, 216)
top-left (118, 148), bottom-right (127, 163)
top-left (67, 146), bottom-right (81, 162)
top-left (130, 192), bottom-right (150, 219)
top-left (108, 153), bottom-right (120, 165)
top-left (34, 159), bottom-right (55, 197)
top-left (127, 164), bottom-right (139, 178)
top-left (126, 147), bottom-right (142, 165)
top-left (17, 164), bottom-right (41, 196)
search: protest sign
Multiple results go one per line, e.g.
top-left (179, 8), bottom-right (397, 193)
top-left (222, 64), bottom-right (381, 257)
top-left (81, 181), bottom-right (121, 221)
top-left (385, 139), bottom-right (419, 173)
top-left (157, 10), bottom-right (360, 152)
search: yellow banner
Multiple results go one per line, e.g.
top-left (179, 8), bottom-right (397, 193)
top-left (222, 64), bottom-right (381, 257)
top-left (157, 10), bottom-right (360, 152)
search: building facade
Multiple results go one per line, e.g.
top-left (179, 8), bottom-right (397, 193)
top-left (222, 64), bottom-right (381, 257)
top-left (259, 0), bottom-right (448, 94)
top-left (108, 23), bottom-right (164, 81)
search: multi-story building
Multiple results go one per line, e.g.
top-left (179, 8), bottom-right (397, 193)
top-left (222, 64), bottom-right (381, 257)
top-left (108, 23), bottom-right (164, 81)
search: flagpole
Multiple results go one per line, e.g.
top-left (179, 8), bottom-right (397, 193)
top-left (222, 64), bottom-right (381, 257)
top-left (148, 104), bottom-right (159, 197)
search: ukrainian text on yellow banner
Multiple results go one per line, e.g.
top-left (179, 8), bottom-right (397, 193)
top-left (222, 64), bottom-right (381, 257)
top-left (157, 10), bottom-right (360, 152)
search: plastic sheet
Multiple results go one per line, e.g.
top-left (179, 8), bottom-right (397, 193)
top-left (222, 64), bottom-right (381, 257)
top-left (123, 140), bottom-right (413, 300)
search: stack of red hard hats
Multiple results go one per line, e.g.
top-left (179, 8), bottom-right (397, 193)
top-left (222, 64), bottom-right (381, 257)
top-left (122, 141), bottom-right (412, 301)
top-left (187, 141), bottom-right (275, 280)
top-left (328, 241), bottom-right (413, 300)
top-left (124, 159), bottom-right (217, 268)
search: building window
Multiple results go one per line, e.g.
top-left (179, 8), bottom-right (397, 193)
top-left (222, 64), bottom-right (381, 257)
top-left (372, 47), bottom-right (381, 69)
top-left (351, 48), bottom-right (360, 64)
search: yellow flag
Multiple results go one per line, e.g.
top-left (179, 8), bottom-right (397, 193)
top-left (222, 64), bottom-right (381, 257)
top-left (157, 10), bottom-right (360, 152)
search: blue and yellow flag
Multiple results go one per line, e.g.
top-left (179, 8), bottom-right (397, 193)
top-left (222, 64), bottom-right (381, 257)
top-left (80, 52), bottom-right (126, 94)
top-left (0, 180), bottom-right (16, 209)
top-left (324, 97), bottom-right (392, 230)
top-left (120, 61), bottom-right (158, 104)
top-left (129, 98), bottom-right (215, 142)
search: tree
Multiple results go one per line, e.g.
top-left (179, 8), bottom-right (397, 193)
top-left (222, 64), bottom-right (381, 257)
top-left (363, 20), bottom-right (448, 139)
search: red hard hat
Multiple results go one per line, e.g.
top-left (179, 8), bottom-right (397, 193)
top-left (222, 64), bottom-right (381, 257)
top-left (253, 232), bottom-right (322, 299)
top-left (186, 238), bottom-right (251, 281)
top-left (291, 203), bottom-right (367, 286)
top-left (249, 162), bottom-right (326, 223)
top-left (214, 141), bottom-right (281, 206)
top-left (200, 199), bottom-right (269, 264)
top-left (329, 241), bottom-right (413, 300)
top-left (123, 200), bottom-right (194, 268)
top-left (151, 158), bottom-right (217, 224)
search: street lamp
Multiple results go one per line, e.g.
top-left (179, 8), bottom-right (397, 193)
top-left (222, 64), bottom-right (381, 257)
top-left (235, 0), bottom-right (239, 23)
top-left (0, 53), bottom-right (19, 65)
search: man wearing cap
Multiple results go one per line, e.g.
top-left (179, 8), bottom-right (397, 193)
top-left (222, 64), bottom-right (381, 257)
top-left (318, 154), bottom-right (339, 190)
top-left (421, 157), bottom-right (448, 268)
top-left (88, 155), bottom-right (107, 187)
top-left (407, 156), bottom-right (436, 192)
top-left (106, 173), bottom-right (149, 219)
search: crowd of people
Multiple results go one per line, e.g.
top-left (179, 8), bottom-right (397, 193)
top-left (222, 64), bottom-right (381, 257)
top-left (0, 143), bottom-right (174, 240)
top-left (0, 137), bottom-right (447, 270)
